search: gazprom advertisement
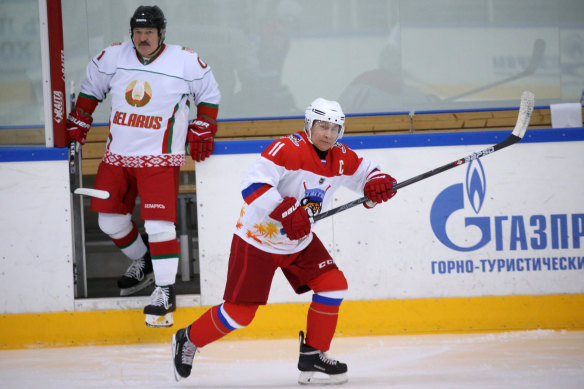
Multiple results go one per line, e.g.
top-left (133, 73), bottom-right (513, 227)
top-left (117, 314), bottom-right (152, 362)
top-left (196, 129), bottom-right (584, 304)
top-left (429, 158), bottom-right (583, 274)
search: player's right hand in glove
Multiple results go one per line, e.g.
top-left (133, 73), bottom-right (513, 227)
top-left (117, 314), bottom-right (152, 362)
top-left (363, 172), bottom-right (397, 209)
top-left (66, 107), bottom-right (93, 145)
top-left (269, 196), bottom-right (311, 240)
top-left (188, 116), bottom-right (218, 162)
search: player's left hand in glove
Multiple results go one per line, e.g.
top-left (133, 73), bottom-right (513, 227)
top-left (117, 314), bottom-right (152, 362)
top-left (363, 172), bottom-right (397, 209)
top-left (187, 116), bottom-right (217, 162)
top-left (66, 107), bottom-right (93, 145)
top-left (269, 197), bottom-right (311, 240)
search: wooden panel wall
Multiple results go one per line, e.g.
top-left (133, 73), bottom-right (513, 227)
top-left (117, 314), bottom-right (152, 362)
top-left (0, 107), bottom-right (572, 177)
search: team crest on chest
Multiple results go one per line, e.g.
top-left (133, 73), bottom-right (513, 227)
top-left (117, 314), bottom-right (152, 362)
top-left (125, 80), bottom-right (152, 107)
top-left (301, 183), bottom-right (331, 217)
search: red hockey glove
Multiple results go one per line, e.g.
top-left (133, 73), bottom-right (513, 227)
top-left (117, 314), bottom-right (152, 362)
top-left (269, 197), bottom-right (311, 240)
top-left (66, 107), bottom-right (93, 145)
top-left (363, 172), bottom-right (397, 208)
top-left (188, 116), bottom-right (218, 162)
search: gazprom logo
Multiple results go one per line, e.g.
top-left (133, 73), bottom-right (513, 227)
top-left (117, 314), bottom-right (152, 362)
top-left (429, 159), bottom-right (584, 255)
top-left (430, 160), bottom-right (490, 252)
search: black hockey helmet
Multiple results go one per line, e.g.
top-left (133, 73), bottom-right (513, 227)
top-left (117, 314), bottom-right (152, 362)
top-left (130, 5), bottom-right (166, 32)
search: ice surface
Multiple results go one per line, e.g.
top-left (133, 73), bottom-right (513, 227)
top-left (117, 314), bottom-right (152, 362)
top-left (1, 330), bottom-right (583, 388)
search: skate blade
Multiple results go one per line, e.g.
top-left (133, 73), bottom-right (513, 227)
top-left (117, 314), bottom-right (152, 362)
top-left (145, 312), bottom-right (173, 328)
top-left (119, 274), bottom-right (155, 296)
top-left (171, 334), bottom-right (182, 382)
top-left (298, 371), bottom-right (348, 385)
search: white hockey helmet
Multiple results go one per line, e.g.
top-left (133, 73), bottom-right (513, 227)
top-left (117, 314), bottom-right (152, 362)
top-left (304, 98), bottom-right (345, 143)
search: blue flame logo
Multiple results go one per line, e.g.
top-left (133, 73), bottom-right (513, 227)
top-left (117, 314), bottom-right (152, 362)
top-left (466, 160), bottom-right (486, 214)
top-left (430, 160), bottom-right (491, 252)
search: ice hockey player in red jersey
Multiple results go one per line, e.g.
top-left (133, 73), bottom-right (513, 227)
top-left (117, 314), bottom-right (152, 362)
top-left (65, 5), bottom-right (220, 327)
top-left (171, 97), bottom-right (397, 385)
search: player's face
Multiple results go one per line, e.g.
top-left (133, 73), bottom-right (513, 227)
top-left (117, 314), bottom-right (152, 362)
top-left (132, 27), bottom-right (160, 58)
top-left (310, 120), bottom-right (340, 151)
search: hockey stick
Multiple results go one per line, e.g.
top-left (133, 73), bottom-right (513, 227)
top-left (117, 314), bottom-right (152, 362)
top-left (443, 39), bottom-right (545, 102)
top-left (68, 83), bottom-right (111, 200)
top-left (68, 141), bottom-right (110, 199)
top-left (311, 90), bottom-right (535, 223)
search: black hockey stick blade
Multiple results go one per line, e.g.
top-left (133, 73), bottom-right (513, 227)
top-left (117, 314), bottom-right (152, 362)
top-left (312, 91), bottom-right (535, 223)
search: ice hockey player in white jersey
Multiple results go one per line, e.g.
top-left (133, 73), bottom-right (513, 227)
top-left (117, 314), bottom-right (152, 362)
top-left (171, 98), bottom-right (397, 385)
top-left (65, 5), bottom-right (221, 327)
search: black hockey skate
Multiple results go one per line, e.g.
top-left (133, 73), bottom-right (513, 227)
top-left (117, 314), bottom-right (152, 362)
top-left (297, 331), bottom-right (348, 385)
top-left (117, 241), bottom-right (154, 296)
top-left (171, 325), bottom-right (198, 381)
top-left (144, 284), bottom-right (176, 328)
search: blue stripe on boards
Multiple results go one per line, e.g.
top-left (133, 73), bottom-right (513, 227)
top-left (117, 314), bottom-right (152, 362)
top-left (3, 128), bottom-right (582, 162)
top-left (212, 128), bottom-right (584, 155)
top-left (0, 147), bottom-right (68, 162)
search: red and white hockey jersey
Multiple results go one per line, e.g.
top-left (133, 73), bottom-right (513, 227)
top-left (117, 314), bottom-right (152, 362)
top-left (236, 132), bottom-right (382, 255)
top-left (80, 41), bottom-right (220, 167)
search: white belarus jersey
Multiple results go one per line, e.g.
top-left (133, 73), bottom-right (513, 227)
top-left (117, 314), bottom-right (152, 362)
top-left (81, 41), bottom-right (220, 167)
top-left (236, 132), bottom-right (382, 255)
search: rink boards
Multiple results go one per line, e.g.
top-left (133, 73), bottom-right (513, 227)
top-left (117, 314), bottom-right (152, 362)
top-left (196, 129), bottom-right (584, 305)
top-left (1, 129), bottom-right (583, 348)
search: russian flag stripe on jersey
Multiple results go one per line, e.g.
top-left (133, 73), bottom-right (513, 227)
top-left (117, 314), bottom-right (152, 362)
top-left (242, 183), bottom-right (272, 204)
top-left (366, 168), bottom-right (382, 179)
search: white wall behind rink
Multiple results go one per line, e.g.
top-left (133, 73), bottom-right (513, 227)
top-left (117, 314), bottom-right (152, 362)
top-left (196, 136), bottom-right (584, 306)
